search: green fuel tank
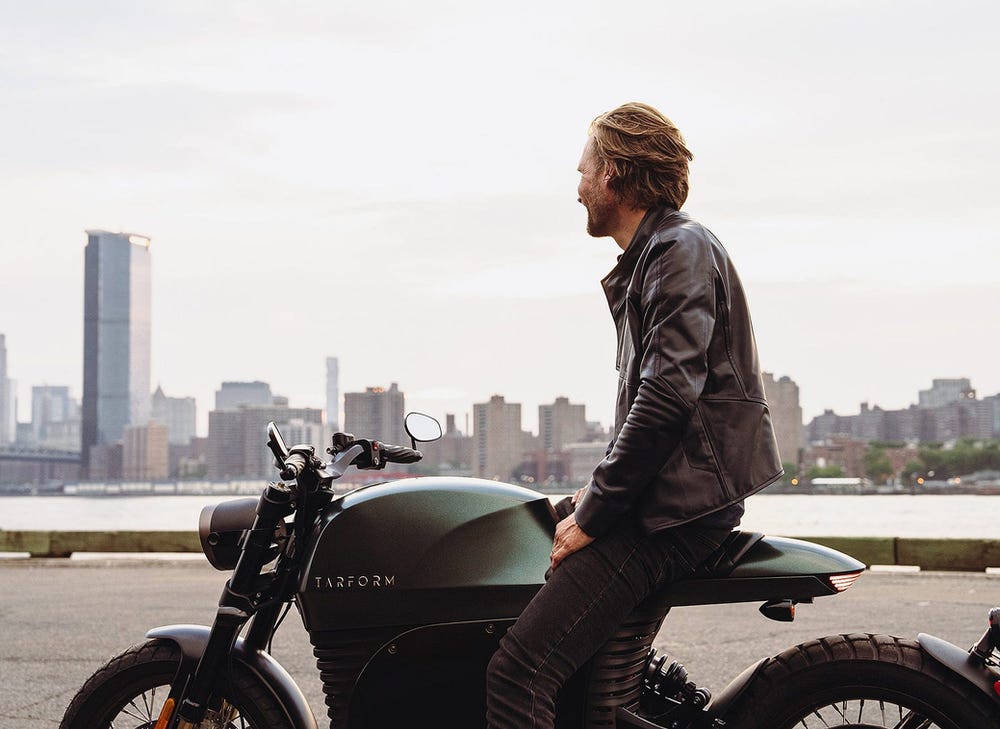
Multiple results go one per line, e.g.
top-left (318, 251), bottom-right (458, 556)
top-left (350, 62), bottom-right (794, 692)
top-left (297, 477), bottom-right (557, 631)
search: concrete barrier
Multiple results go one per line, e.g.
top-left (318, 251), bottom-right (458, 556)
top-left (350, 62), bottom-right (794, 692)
top-left (2, 531), bottom-right (1000, 570)
top-left (894, 538), bottom-right (1000, 572)
top-left (0, 530), bottom-right (200, 558)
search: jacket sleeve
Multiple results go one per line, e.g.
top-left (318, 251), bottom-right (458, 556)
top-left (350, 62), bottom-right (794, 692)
top-left (574, 234), bottom-right (716, 537)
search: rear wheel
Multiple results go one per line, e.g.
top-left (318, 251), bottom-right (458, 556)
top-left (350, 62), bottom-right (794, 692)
top-left (59, 640), bottom-right (291, 729)
top-left (724, 633), bottom-right (999, 729)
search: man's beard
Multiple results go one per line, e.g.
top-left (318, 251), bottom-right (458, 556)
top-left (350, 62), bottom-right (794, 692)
top-left (585, 194), bottom-right (617, 238)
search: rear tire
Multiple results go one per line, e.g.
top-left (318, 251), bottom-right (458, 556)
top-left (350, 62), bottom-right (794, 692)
top-left (59, 639), bottom-right (291, 729)
top-left (724, 633), bottom-right (999, 729)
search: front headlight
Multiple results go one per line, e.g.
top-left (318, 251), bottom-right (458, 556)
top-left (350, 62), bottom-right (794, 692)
top-left (198, 497), bottom-right (259, 570)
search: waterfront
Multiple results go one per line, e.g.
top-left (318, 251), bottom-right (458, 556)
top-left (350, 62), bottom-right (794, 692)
top-left (1, 492), bottom-right (999, 537)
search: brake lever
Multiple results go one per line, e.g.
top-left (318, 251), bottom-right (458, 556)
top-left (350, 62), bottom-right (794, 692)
top-left (319, 444), bottom-right (365, 480)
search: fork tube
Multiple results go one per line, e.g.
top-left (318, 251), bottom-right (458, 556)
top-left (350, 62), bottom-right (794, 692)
top-left (245, 601), bottom-right (281, 650)
top-left (174, 483), bottom-right (293, 726)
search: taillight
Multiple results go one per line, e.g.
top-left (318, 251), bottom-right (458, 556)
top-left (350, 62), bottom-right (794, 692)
top-left (829, 570), bottom-right (863, 592)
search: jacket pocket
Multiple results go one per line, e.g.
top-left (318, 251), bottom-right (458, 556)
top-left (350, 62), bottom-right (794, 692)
top-left (681, 406), bottom-right (720, 475)
top-left (699, 398), bottom-right (781, 497)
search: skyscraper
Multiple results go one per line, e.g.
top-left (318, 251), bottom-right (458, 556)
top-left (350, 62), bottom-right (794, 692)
top-left (81, 231), bottom-right (152, 473)
top-left (0, 334), bottom-right (12, 446)
top-left (918, 378), bottom-right (975, 409)
top-left (539, 396), bottom-right (587, 452)
top-left (344, 383), bottom-right (405, 447)
top-left (472, 395), bottom-right (523, 481)
top-left (762, 372), bottom-right (804, 467)
top-left (151, 385), bottom-right (197, 445)
top-left (31, 385), bottom-right (76, 445)
top-left (207, 404), bottom-right (323, 479)
top-left (215, 381), bottom-right (274, 410)
top-left (123, 422), bottom-right (169, 480)
top-left (326, 357), bottom-right (340, 431)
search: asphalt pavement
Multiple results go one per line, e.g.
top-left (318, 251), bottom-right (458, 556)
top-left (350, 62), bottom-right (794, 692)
top-left (1, 559), bottom-right (997, 728)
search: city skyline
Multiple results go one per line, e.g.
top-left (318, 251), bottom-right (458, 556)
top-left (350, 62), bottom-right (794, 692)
top-left (2, 3), bottom-right (997, 435)
top-left (2, 341), bottom-right (997, 443)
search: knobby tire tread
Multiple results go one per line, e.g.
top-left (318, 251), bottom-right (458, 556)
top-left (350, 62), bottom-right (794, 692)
top-left (725, 633), bottom-right (999, 729)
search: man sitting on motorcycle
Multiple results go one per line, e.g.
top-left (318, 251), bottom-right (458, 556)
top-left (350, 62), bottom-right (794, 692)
top-left (486, 102), bottom-right (784, 729)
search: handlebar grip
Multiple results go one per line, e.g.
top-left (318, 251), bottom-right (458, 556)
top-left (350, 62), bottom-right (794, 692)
top-left (379, 443), bottom-right (423, 464)
top-left (280, 452), bottom-right (308, 480)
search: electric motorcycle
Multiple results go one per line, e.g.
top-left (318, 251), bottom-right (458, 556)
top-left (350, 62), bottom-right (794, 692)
top-left (60, 413), bottom-right (1000, 728)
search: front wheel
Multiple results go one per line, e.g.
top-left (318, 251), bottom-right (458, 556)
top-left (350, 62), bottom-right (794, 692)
top-left (724, 633), bottom-right (999, 729)
top-left (59, 640), bottom-right (291, 729)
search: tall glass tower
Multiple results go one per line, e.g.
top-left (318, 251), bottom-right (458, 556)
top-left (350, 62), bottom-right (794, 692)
top-left (0, 333), bottom-right (12, 446)
top-left (81, 230), bottom-right (152, 473)
top-left (326, 356), bottom-right (339, 431)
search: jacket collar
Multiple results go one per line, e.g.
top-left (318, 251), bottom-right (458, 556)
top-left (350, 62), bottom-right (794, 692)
top-left (600, 206), bottom-right (678, 312)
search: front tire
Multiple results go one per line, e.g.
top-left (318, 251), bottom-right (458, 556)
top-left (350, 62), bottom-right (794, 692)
top-left (725, 633), bottom-right (999, 729)
top-left (60, 640), bottom-right (291, 729)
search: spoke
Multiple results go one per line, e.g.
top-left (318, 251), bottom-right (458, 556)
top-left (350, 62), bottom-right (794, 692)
top-left (881, 700), bottom-right (887, 725)
top-left (894, 710), bottom-right (934, 729)
top-left (857, 698), bottom-right (865, 723)
top-left (121, 699), bottom-right (149, 721)
top-left (811, 709), bottom-right (831, 727)
top-left (829, 700), bottom-right (848, 722)
top-left (119, 705), bottom-right (148, 723)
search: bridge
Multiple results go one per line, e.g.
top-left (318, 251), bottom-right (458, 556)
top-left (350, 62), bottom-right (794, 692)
top-left (0, 448), bottom-right (82, 492)
top-left (0, 447), bottom-right (81, 464)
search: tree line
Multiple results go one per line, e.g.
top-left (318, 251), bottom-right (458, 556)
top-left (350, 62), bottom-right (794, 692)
top-left (785, 438), bottom-right (1000, 483)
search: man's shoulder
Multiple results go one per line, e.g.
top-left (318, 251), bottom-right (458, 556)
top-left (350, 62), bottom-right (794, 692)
top-left (643, 210), bottom-right (724, 262)
top-left (649, 210), bottom-right (711, 243)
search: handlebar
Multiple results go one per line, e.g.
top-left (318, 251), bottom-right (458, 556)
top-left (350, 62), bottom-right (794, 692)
top-left (272, 426), bottom-right (425, 482)
top-left (279, 452), bottom-right (308, 480)
top-left (378, 442), bottom-right (423, 464)
top-left (348, 440), bottom-right (422, 469)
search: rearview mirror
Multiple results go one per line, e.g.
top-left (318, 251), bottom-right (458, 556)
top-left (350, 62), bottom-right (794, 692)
top-left (404, 412), bottom-right (443, 444)
top-left (267, 421), bottom-right (290, 463)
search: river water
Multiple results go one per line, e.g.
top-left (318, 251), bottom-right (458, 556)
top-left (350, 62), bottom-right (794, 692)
top-left (1, 492), bottom-right (998, 538)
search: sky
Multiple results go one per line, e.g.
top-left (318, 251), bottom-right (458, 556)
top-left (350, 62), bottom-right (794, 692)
top-left (1, 0), bottom-right (998, 436)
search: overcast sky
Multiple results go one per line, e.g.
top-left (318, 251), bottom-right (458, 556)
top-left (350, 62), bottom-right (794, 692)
top-left (2, 0), bottom-right (997, 435)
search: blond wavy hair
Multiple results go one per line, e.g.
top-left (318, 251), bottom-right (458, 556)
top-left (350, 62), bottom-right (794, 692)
top-left (589, 102), bottom-right (694, 210)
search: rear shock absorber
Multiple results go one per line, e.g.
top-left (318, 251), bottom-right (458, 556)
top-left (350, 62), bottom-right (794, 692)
top-left (639, 649), bottom-right (712, 722)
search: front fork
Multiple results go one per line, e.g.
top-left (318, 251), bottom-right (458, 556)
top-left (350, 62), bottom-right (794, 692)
top-left (171, 482), bottom-right (294, 728)
top-left (919, 606), bottom-right (1000, 707)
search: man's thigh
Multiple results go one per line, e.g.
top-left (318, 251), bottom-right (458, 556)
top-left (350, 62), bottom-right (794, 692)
top-left (501, 524), bottom-right (693, 683)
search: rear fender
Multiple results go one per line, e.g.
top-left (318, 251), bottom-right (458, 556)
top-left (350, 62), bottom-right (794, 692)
top-left (918, 633), bottom-right (1000, 705)
top-left (147, 624), bottom-right (319, 729)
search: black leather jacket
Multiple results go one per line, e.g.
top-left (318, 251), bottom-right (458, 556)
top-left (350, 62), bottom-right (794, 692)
top-left (574, 207), bottom-right (783, 537)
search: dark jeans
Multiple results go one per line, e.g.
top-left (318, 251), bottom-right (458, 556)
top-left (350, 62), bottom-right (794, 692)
top-left (485, 519), bottom-right (729, 729)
